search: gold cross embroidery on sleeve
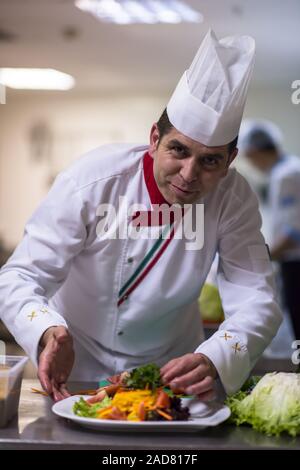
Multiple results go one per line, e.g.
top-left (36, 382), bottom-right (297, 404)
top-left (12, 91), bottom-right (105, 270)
top-left (27, 311), bottom-right (37, 321)
top-left (232, 342), bottom-right (242, 354)
top-left (220, 332), bottom-right (232, 341)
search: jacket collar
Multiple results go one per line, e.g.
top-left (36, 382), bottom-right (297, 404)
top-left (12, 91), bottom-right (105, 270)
top-left (143, 151), bottom-right (170, 206)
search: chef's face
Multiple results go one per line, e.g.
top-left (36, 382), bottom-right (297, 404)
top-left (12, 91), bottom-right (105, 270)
top-left (149, 124), bottom-right (238, 205)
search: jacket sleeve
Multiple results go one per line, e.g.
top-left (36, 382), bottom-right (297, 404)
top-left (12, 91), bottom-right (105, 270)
top-left (0, 172), bottom-right (87, 366)
top-left (195, 174), bottom-right (282, 395)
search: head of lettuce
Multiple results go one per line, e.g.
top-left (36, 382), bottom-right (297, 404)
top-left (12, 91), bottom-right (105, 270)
top-left (226, 372), bottom-right (300, 436)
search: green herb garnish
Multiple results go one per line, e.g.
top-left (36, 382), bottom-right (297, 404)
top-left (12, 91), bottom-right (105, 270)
top-left (124, 363), bottom-right (162, 390)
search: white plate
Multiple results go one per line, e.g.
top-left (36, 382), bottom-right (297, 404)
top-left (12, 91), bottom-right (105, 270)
top-left (52, 395), bottom-right (231, 432)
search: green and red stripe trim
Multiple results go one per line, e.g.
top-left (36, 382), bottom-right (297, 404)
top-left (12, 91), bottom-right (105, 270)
top-left (118, 222), bottom-right (175, 306)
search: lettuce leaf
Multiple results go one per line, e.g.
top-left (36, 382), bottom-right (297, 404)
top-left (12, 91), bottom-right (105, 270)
top-left (226, 372), bottom-right (300, 436)
top-left (73, 396), bottom-right (111, 418)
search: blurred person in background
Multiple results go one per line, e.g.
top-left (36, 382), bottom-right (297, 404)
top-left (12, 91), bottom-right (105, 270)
top-left (241, 120), bottom-right (300, 341)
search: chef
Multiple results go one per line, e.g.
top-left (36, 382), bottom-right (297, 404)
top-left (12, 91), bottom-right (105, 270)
top-left (240, 119), bottom-right (300, 341)
top-left (0, 30), bottom-right (282, 402)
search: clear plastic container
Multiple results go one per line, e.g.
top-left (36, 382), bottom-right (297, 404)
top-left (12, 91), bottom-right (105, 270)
top-left (0, 355), bottom-right (28, 427)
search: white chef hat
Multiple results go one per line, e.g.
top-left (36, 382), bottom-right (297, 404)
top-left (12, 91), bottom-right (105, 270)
top-left (167, 29), bottom-right (255, 147)
top-left (238, 119), bottom-right (283, 152)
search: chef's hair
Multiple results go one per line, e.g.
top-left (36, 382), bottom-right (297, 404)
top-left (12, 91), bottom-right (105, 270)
top-left (157, 109), bottom-right (238, 155)
top-left (241, 128), bottom-right (277, 152)
top-left (238, 119), bottom-right (283, 153)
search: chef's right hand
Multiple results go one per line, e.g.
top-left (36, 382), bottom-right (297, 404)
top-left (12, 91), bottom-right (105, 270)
top-left (38, 326), bottom-right (75, 402)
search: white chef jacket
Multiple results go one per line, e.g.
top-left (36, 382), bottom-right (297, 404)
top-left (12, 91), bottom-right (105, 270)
top-left (0, 143), bottom-right (282, 394)
top-left (269, 154), bottom-right (300, 261)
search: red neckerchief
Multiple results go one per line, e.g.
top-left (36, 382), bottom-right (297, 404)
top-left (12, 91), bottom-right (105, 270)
top-left (131, 151), bottom-right (172, 226)
top-left (143, 151), bottom-right (170, 206)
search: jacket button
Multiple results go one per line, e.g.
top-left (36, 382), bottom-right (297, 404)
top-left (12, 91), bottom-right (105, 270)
top-left (117, 331), bottom-right (124, 335)
top-left (127, 257), bottom-right (134, 263)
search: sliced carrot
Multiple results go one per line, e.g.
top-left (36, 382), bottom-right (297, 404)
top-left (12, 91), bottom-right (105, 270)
top-left (96, 406), bottom-right (113, 418)
top-left (156, 409), bottom-right (173, 421)
top-left (106, 406), bottom-right (127, 420)
top-left (31, 388), bottom-right (48, 396)
top-left (137, 401), bottom-right (146, 421)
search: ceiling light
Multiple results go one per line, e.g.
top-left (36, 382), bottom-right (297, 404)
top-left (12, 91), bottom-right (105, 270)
top-left (0, 68), bottom-right (75, 90)
top-left (75, 0), bottom-right (203, 24)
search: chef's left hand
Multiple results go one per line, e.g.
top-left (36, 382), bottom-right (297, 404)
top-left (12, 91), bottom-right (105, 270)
top-left (160, 353), bottom-right (217, 401)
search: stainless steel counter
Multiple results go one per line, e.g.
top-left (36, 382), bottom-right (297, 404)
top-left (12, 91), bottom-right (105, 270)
top-left (0, 379), bottom-right (299, 450)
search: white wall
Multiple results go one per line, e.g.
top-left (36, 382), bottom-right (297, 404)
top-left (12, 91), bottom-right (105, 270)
top-left (0, 92), bottom-right (168, 248)
top-left (245, 85), bottom-right (300, 155)
top-left (0, 85), bottom-right (299, 249)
